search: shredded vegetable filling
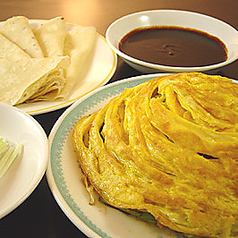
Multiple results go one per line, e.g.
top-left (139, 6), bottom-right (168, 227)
top-left (0, 136), bottom-right (23, 179)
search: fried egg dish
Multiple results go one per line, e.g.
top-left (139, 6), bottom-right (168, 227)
top-left (73, 72), bottom-right (238, 237)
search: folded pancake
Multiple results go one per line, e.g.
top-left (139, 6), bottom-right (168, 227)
top-left (63, 26), bottom-right (96, 95)
top-left (0, 16), bottom-right (97, 104)
top-left (33, 16), bottom-right (67, 57)
top-left (0, 56), bottom-right (70, 105)
top-left (0, 16), bottom-right (44, 57)
top-left (0, 33), bottom-right (31, 60)
top-left (73, 72), bottom-right (238, 237)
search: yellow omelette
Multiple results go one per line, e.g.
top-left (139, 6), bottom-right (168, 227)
top-left (73, 72), bottom-right (238, 238)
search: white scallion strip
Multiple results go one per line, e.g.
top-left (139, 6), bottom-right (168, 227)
top-left (0, 136), bottom-right (23, 179)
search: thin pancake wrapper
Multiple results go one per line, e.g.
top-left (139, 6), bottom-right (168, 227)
top-left (63, 26), bottom-right (96, 96)
top-left (0, 16), bottom-right (44, 58)
top-left (34, 19), bottom-right (96, 97)
top-left (73, 72), bottom-right (238, 238)
top-left (33, 16), bottom-right (67, 57)
top-left (0, 16), bottom-right (96, 104)
top-left (0, 56), bottom-right (70, 105)
top-left (0, 33), bottom-right (31, 60)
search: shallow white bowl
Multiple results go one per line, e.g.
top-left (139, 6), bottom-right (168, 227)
top-left (106, 9), bottom-right (238, 73)
top-left (0, 103), bottom-right (48, 219)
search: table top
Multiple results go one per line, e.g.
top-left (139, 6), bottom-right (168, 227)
top-left (0, 0), bottom-right (238, 237)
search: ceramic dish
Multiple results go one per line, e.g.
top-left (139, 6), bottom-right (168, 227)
top-left (0, 20), bottom-right (117, 115)
top-left (47, 73), bottom-right (188, 238)
top-left (106, 9), bottom-right (238, 73)
top-left (47, 73), bottom-right (238, 237)
top-left (0, 103), bottom-right (48, 219)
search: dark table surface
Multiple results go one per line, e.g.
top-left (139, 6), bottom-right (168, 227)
top-left (0, 0), bottom-right (238, 237)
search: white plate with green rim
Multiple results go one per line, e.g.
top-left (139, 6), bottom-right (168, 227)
top-left (47, 73), bottom-right (187, 238)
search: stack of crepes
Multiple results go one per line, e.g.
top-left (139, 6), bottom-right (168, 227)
top-left (0, 16), bottom-right (96, 105)
top-left (73, 72), bottom-right (238, 237)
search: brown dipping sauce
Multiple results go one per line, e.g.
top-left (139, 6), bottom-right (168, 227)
top-left (119, 26), bottom-right (228, 67)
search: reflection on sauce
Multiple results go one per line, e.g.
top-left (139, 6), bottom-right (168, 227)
top-left (119, 26), bottom-right (228, 67)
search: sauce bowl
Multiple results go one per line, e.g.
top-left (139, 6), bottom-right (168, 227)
top-left (106, 10), bottom-right (238, 73)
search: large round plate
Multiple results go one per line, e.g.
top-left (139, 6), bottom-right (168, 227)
top-left (0, 20), bottom-right (117, 115)
top-left (0, 103), bottom-right (48, 219)
top-left (47, 73), bottom-right (184, 238)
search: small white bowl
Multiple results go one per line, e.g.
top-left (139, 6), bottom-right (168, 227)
top-left (106, 9), bottom-right (238, 73)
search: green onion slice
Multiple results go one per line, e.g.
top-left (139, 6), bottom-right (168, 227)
top-left (0, 136), bottom-right (23, 179)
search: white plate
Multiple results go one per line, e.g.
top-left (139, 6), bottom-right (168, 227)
top-left (0, 19), bottom-right (117, 115)
top-left (47, 73), bottom-right (186, 238)
top-left (0, 103), bottom-right (48, 219)
top-left (106, 10), bottom-right (238, 73)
